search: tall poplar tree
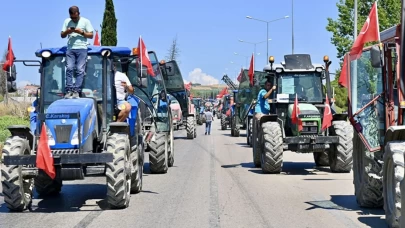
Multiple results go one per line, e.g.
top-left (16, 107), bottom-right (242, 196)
top-left (101, 0), bottom-right (118, 46)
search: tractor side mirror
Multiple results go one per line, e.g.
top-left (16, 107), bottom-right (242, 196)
top-left (5, 64), bottom-right (17, 93)
top-left (370, 45), bottom-right (382, 68)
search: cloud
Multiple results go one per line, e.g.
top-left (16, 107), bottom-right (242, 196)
top-left (188, 68), bottom-right (219, 85)
top-left (17, 80), bottom-right (32, 87)
top-left (183, 79), bottom-right (188, 84)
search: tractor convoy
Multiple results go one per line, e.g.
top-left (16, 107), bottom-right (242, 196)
top-left (0, 44), bottom-right (192, 211)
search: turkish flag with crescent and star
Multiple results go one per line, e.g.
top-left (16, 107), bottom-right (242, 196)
top-left (339, 1), bottom-right (380, 88)
top-left (248, 54), bottom-right (254, 85)
top-left (291, 94), bottom-right (303, 132)
top-left (322, 94), bottom-right (333, 130)
top-left (138, 36), bottom-right (155, 77)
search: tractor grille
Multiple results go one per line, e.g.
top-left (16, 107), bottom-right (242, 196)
top-left (54, 125), bottom-right (73, 143)
top-left (301, 121), bottom-right (318, 134)
top-left (172, 109), bottom-right (179, 118)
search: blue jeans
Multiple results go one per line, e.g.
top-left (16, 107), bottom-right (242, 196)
top-left (205, 121), bottom-right (212, 134)
top-left (66, 49), bottom-right (88, 93)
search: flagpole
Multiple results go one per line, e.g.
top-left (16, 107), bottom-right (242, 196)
top-left (351, 0), bottom-right (358, 113)
top-left (140, 36), bottom-right (142, 78)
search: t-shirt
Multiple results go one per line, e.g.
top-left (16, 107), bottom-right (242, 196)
top-left (61, 17), bottom-right (94, 50)
top-left (254, 89), bottom-right (270, 114)
top-left (114, 71), bottom-right (132, 100)
top-left (204, 111), bottom-right (214, 122)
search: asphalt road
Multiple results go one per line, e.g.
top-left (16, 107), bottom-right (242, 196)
top-left (0, 120), bottom-right (386, 228)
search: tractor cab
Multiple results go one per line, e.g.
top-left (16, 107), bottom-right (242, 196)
top-left (263, 54), bottom-right (326, 136)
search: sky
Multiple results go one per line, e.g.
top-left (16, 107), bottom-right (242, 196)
top-left (0, 0), bottom-right (340, 87)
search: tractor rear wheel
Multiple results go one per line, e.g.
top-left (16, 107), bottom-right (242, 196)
top-left (106, 133), bottom-right (131, 209)
top-left (169, 127), bottom-right (174, 167)
top-left (261, 122), bottom-right (283, 174)
top-left (352, 132), bottom-right (383, 208)
top-left (1, 137), bottom-right (33, 212)
top-left (383, 141), bottom-right (404, 228)
top-left (232, 115), bottom-right (240, 137)
top-left (221, 115), bottom-right (227, 130)
top-left (186, 116), bottom-right (195, 139)
top-left (149, 133), bottom-right (168, 174)
top-left (252, 118), bottom-right (261, 167)
top-left (329, 121), bottom-right (353, 173)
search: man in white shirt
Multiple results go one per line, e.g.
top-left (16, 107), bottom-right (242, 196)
top-left (113, 64), bottom-right (134, 122)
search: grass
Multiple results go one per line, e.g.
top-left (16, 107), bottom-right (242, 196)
top-left (0, 102), bottom-right (30, 159)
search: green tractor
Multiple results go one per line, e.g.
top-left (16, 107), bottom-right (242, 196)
top-left (253, 54), bottom-right (353, 173)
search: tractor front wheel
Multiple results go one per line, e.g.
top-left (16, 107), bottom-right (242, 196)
top-left (329, 121), bottom-right (353, 173)
top-left (260, 122), bottom-right (283, 174)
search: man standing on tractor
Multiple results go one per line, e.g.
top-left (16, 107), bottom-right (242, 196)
top-left (254, 80), bottom-right (276, 119)
top-left (61, 6), bottom-right (94, 99)
top-left (113, 63), bottom-right (134, 122)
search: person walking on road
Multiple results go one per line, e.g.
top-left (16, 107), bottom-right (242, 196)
top-left (204, 108), bottom-right (214, 135)
top-left (61, 6), bottom-right (94, 99)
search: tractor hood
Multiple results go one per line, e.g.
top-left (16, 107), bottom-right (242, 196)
top-left (287, 103), bottom-right (320, 118)
top-left (170, 103), bottom-right (181, 111)
top-left (45, 98), bottom-right (96, 149)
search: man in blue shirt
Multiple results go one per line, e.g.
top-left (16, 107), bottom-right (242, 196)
top-left (254, 80), bottom-right (276, 118)
top-left (61, 6), bottom-right (94, 99)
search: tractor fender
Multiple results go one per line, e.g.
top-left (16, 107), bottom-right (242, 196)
top-left (385, 126), bottom-right (405, 145)
top-left (258, 114), bottom-right (278, 125)
top-left (7, 125), bottom-right (34, 152)
top-left (332, 113), bottom-right (348, 121)
top-left (109, 122), bottom-right (130, 135)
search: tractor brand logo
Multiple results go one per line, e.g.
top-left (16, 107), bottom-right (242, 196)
top-left (46, 114), bottom-right (71, 119)
top-left (299, 114), bottom-right (320, 118)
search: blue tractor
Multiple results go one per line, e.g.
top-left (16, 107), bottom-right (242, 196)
top-left (119, 49), bottom-right (175, 173)
top-left (1, 46), bottom-right (145, 211)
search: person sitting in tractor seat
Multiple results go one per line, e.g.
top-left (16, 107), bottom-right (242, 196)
top-left (254, 80), bottom-right (276, 119)
top-left (113, 63), bottom-right (134, 122)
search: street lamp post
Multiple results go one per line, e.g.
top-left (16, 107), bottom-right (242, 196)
top-left (246, 15), bottom-right (289, 64)
top-left (238, 39), bottom-right (271, 70)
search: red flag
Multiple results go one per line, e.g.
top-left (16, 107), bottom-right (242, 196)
top-left (322, 94), bottom-right (333, 130)
top-left (3, 37), bottom-right (15, 71)
top-left (248, 54), bottom-right (254, 85)
top-left (94, 30), bottom-right (100, 46)
top-left (36, 123), bottom-right (56, 179)
top-left (349, 2), bottom-right (380, 61)
top-left (138, 36), bottom-right (155, 77)
top-left (291, 94), bottom-right (303, 132)
top-left (338, 55), bottom-right (348, 88)
top-left (338, 2), bottom-right (379, 88)
top-left (237, 68), bottom-right (243, 82)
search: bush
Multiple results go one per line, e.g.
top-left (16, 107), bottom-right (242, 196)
top-left (0, 103), bottom-right (31, 159)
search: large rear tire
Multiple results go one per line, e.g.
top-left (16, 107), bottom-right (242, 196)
top-left (261, 122), bottom-right (283, 174)
top-left (149, 133), bottom-right (168, 174)
top-left (221, 115), bottom-right (227, 130)
top-left (329, 121), bottom-right (353, 173)
top-left (169, 127), bottom-right (174, 167)
top-left (106, 133), bottom-right (131, 209)
top-left (383, 141), bottom-right (404, 228)
top-left (232, 115), bottom-right (240, 137)
top-left (352, 132), bottom-right (383, 208)
top-left (247, 117), bottom-right (252, 147)
top-left (1, 137), bottom-right (33, 212)
top-left (186, 116), bottom-right (195, 139)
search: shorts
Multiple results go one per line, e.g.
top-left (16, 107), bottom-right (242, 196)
top-left (117, 99), bottom-right (126, 106)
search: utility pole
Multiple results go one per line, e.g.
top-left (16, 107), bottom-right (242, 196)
top-left (292, 0), bottom-right (294, 54)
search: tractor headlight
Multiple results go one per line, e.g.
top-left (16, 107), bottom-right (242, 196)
top-left (27, 106), bottom-right (36, 112)
top-left (46, 127), bottom-right (55, 146)
top-left (174, 114), bottom-right (178, 118)
top-left (275, 68), bottom-right (283, 73)
top-left (41, 51), bottom-right (52, 58)
top-left (315, 67), bottom-right (323, 72)
top-left (71, 129), bottom-right (79, 145)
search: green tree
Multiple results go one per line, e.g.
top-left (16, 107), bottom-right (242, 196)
top-left (326, 0), bottom-right (401, 110)
top-left (101, 0), bottom-right (118, 46)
